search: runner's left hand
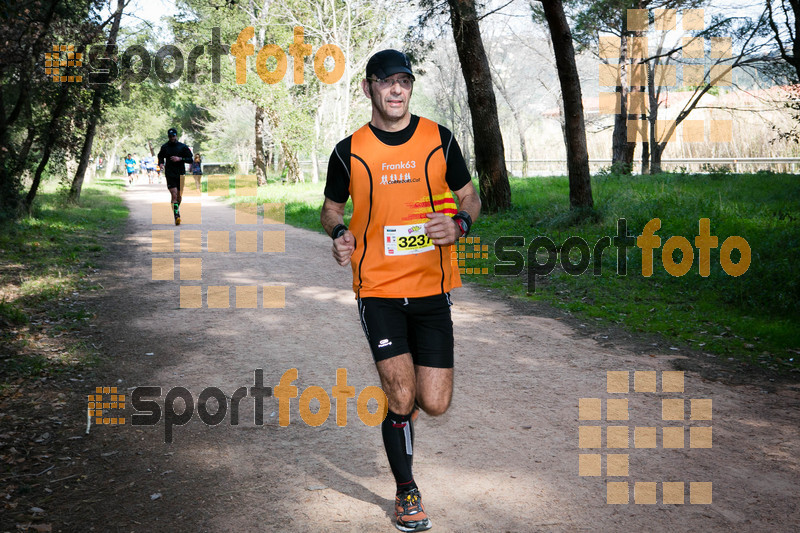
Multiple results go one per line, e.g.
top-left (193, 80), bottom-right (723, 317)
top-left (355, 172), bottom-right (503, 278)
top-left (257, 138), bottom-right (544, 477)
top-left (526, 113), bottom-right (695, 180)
top-left (424, 212), bottom-right (461, 246)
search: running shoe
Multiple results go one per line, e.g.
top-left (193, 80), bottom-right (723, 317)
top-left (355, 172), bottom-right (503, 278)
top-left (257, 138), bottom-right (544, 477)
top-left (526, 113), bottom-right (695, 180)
top-left (394, 488), bottom-right (431, 532)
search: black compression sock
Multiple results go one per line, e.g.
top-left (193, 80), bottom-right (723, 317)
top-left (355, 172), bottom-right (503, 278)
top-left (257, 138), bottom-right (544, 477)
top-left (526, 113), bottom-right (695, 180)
top-left (382, 409), bottom-right (417, 493)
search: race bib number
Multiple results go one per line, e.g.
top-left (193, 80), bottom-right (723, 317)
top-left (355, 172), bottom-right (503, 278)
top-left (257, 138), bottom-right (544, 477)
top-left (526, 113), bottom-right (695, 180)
top-left (384, 224), bottom-right (434, 256)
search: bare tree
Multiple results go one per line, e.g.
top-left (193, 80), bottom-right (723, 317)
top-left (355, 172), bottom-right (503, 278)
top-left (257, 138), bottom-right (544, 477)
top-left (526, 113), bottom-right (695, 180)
top-left (485, 33), bottom-right (530, 177)
top-left (645, 9), bottom-right (769, 173)
top-left (537, 0), bottom-right (594, 209)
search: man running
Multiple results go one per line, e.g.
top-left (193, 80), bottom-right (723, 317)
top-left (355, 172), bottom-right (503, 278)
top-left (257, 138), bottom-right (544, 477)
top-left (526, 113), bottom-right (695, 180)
top-left (124, 154), bottom-right (137, 185)
top-left (320, 49), bottom-right (480, 532)
top-left (144, 154), bottom-right (156, 183)
top-left (157, 128), bottom-right (193, 225)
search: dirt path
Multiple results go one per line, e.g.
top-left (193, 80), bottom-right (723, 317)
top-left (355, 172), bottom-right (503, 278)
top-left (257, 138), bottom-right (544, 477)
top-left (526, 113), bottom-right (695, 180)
top-left (61, 183), bottom-right (800, 532)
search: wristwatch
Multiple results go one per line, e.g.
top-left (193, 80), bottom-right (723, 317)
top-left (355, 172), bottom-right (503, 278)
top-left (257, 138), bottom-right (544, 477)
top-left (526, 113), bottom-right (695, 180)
top-left (452, 211), bottom-right (472, 237)
top-left (331, 224), bottom-right (348, 240)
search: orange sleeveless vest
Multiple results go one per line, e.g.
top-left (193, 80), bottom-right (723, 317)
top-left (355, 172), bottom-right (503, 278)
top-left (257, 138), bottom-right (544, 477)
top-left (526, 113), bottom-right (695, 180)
top-left (348, 117), bottom-right (461, 298)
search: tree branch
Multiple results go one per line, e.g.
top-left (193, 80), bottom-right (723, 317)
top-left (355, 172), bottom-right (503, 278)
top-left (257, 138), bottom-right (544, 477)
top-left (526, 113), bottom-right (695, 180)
top-left (477, 0), bottom-right (515, 22)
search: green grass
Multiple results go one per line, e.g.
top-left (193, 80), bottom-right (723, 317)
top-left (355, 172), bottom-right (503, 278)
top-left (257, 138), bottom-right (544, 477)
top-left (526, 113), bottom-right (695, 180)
top-left (232, 172), bottom-right (799, 375)
top-left (468, 171), bottom-right (800, 374)
top-left (0, 178), bottom-right (128, 383)
top-left (216, 178), bottom-right (345, 230)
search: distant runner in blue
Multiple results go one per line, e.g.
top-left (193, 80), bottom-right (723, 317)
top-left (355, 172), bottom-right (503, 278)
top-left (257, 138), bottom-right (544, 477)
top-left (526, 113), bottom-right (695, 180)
top-left (124, 154), bottom-right (137, 185)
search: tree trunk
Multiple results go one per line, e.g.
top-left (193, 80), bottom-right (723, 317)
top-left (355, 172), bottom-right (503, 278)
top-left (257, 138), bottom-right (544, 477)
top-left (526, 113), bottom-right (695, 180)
top-left (254, 106), bottom-right (268, 186)
top-left (0, 0), bottom-right (59, 147)
top-left (651, 142), bottom-right (664, 174)
top-left (264, 107), bottom-right (300, 183)
top-left (541, 0), bottom-right (593, 209)
top-left (104, 145), bottom-right (117, 180)
top-left (646, 61), bottom-right (659, 174)
top-left (447, 0), bottom-right (511, 212)
top-left (68, 0), bottom-right (124, 203)
top-left (12, 123), bottom-right (36, 178)
top-left (0, 121), bottom-right (33, 217)
top-left (491, 74), bottom-right (528, 177)
top-left (311, 151), bottom-right (320, 184)
top-left (611, 29), bottom-right (631, 173)
top-left (66, 150), bottom-right (78, 183)
top-left (311, 112), bottom-right (320, 183)
top-left (24, 86), bottom-right (71, 212)
top-left (640, 141), bottom-right (650, 174)
top-left (767, 0), bottom-right (800, 81)
top-left (282, 143), bottom-right (301, 183)
top-left (0, 1), bottom-right (60, 217)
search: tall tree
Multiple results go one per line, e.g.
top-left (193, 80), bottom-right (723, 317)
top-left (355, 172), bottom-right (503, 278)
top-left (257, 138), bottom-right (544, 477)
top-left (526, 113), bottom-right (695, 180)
top-left (538, 0), bottom-right (593, 209)
top-left (766, 0), bottom-right (800, 143)
top-left (1, 0), bottom-right (107, 216)
top-left (446, 0), bottom-right (511, 212)
top-left (767, 0), bottom-right (800, 81)
top-left (2, 1), bottom-right (68, 216)
top-left (570, 0), bottom-right (643, 174)
top-left (68, 0), bottom-right (124, 203)
top-left (24, 86), bottom-right (72, 212)
top-left (613, 8), bottom-right (637, 173)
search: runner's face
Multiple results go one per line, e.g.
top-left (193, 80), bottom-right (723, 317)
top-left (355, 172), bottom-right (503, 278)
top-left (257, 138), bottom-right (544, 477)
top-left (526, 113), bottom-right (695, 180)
top-left (368, 73), bottom-right (412, 125)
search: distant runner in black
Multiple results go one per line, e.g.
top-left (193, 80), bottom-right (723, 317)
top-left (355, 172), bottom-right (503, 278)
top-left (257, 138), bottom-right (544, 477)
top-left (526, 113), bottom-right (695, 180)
top-left (157, 127), bottom-right (193, 225)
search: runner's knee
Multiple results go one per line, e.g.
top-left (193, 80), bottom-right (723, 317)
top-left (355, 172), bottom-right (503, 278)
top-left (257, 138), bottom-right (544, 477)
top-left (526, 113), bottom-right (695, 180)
top-left (383, 384), bottom-right (416, 415)
top-left (418, 396), bottom-right (450, 417)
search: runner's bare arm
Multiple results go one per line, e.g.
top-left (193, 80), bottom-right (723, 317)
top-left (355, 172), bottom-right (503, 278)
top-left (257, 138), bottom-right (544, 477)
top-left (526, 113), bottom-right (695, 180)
top-left (321, 197), bottom-right (356, 267)
top-left (425, 180), bottom-right (481, 246)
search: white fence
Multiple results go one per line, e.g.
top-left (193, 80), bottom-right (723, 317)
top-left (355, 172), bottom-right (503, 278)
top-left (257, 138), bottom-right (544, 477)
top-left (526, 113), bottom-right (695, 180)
top-left (502, 157), bottom-right (800, 177)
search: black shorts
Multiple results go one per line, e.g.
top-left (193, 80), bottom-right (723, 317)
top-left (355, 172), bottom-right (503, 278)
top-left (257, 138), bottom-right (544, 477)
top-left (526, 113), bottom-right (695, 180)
top-left (166, 175), bottom-right (182, 189)
top-left (357, 293), bottom-right (454, 368)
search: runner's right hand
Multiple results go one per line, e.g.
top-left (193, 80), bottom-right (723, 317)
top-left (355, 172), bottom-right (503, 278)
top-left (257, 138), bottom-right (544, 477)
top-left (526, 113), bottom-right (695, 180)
top-left (332, 231), bottom-right (355, 266)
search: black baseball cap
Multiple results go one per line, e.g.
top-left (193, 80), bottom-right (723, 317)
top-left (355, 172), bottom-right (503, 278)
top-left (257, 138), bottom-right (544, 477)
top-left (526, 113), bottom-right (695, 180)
top-left (366, 49), bottom-right (414, 79)
top-left (167, 128), bottom-right (178, 137)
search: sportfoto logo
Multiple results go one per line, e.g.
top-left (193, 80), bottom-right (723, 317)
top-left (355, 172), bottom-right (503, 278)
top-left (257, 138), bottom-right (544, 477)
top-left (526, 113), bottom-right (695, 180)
top-left (495, 218), bottom-right (750, 291)
top-left (91, 369), bottom-right (388, 443)
top-left (45, 44), bottom-right (83, 83)
top-left (65, 26), bottom-right (343, 86)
